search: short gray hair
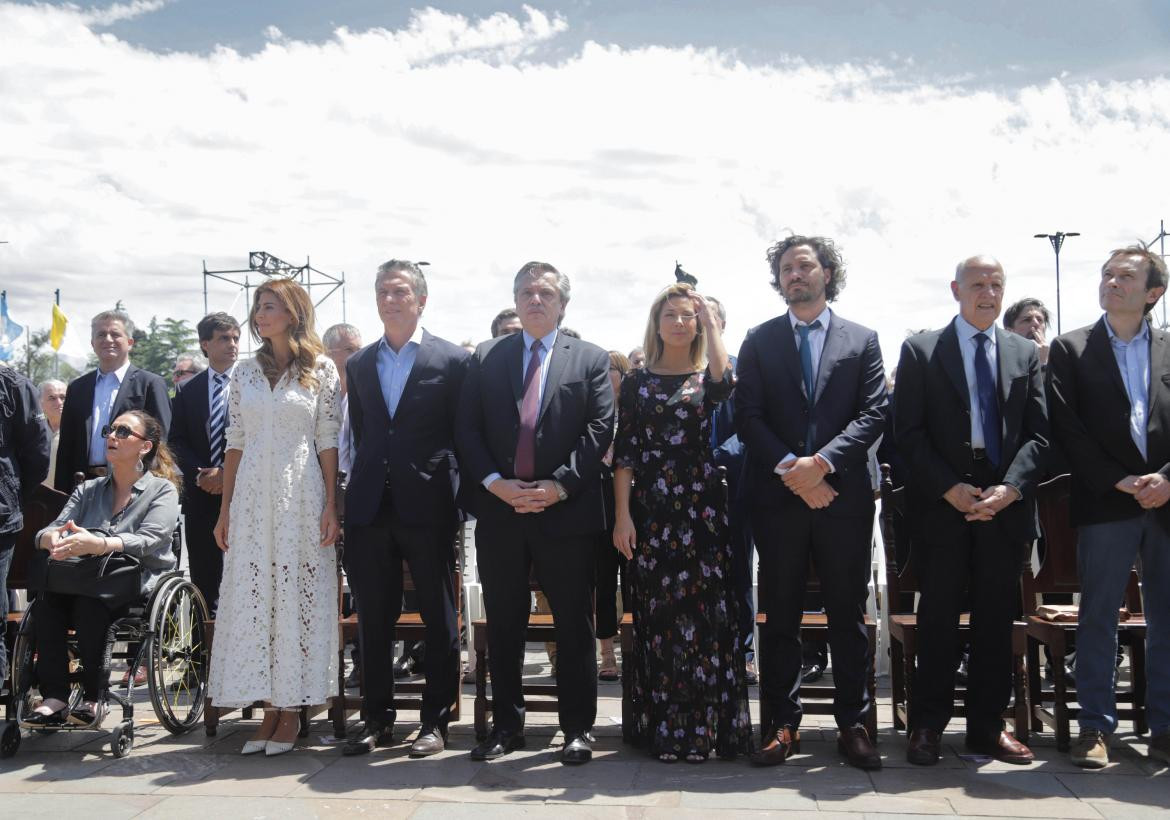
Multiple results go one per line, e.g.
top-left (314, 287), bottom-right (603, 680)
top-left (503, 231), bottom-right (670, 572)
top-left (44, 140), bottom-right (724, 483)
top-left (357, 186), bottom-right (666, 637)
top-left (39, 379), bottom-right (66, 395)
top-left (323, 323), bottom-right (362, 349)
top-left (954, 255), bottom-right (1004, 282)
top-left (175, 352), bottom-right (207, 373)
top-left (375, 259), bottom-right (428, 300)
top-left (705, 295), bottom-right (727, 327)
top-left (512, 261), bottom-right (571, 309)
top-left (91, 309), bottom-right (135, 338)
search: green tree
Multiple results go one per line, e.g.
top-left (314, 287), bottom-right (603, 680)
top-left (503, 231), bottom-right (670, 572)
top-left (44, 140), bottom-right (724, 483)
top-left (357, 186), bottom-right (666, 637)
top-left (15, 329), bottom-right (79, 385)
top-left (129, 317), bottom-right (197, 387)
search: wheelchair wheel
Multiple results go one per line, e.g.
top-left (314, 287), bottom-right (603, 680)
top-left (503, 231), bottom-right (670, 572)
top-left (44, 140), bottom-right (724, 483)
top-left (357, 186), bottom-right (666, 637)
top-left (110, 721), bottom-right (133, 758)
top-left (10, 606), bottom-right (84, 731)
top-left (145, 577), bottom-right (210, 734)
top-left (1, 722), bottom-right (20, 758)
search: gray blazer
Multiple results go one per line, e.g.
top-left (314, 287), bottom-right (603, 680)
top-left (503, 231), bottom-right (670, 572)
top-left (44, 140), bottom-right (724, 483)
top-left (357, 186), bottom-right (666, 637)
top-left (36, 472), bottom-right (179, 595)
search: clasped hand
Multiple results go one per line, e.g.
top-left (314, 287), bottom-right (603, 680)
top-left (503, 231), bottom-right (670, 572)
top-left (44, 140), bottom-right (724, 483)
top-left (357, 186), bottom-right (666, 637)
top-left (944, 483), bottom-right (1016, 521)
top-left (778, 456), bottom-right (837, 509)
top-left (45, 520), bottom-right (103, 560)
top-left (490, 478), bottom-right (562, 513)
top-left (1116, 473), bottom-right (1170, 509)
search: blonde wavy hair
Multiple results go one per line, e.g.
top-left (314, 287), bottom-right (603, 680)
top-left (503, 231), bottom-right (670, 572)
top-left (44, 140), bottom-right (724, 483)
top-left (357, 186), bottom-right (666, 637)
top-left (250, 278), bottom-right (323, 389)
top-left (642, 283), bottom-right (707, 371)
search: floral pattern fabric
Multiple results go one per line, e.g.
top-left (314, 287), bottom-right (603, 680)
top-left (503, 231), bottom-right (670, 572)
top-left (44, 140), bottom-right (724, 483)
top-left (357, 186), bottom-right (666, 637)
top-left (207, 355), bottom-right (340, 708)
top-left (613, 367), bottom-right (754, 759)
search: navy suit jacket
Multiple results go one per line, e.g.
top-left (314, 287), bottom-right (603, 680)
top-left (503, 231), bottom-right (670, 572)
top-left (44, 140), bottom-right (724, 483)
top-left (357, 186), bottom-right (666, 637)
top-left (456, 330), bottom-right (615, 536)
top-left (895, 320), bottom-right (1048, 540)
top-left (168, 369), bottom-right (222, 508)
top-left (55, 364), bottom-right (171, 492)
top-left (344, 330), bottom-right (469, 530)
top-left (735, 311), bottom-right (888, 517)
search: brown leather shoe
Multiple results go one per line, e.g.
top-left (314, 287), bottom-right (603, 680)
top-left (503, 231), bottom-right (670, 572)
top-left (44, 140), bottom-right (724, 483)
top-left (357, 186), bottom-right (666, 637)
top-left (838, 725), bottom-right (881, 770)
top-left (966, 731), bottom-right (1034, 765)
top-left (750, 725), bottom-right (800, 767)
top-left (906, 728), bottom-right (941, 766)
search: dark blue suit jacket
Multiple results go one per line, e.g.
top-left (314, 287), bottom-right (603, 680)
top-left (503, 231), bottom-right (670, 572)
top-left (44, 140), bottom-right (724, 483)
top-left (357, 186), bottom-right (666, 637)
top-left (169, 369), bottom-right (217, 504)
top-left (344, 330), bottom-right (469, 530)
top-left (735, 311), bottom-right (888, 517)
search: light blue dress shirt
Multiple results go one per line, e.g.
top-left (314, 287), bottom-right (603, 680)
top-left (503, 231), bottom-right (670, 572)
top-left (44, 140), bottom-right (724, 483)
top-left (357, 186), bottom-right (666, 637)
top-left (482, 327), bottom-right (559, 489)
top-left (1104, 315), bottom-right (1150, 460)
top-left (376, 325), bottom-right (424, 418)
top-left (89, 362), bottom-right (130, 464)
top-left (776, 307), bottom-right (833, 473)
top-left (954, 315), bottom-right (998, 450)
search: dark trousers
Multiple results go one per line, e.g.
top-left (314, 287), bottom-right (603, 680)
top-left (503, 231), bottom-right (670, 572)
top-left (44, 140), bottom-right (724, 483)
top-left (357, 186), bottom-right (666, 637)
top-left (752, 503), bottom-right (872, 731)
top-left (477, 514), bottom-right (597, 735)
top-left (910, 460), bottom-right (1026, 739)
top-left (344, 492), bottom-right (459, 729)
top-left (184, 491), bottom-right (224, 617)
top-left (0, 537), bottom-right (13, 681)
top-left (33, 591), bottom-right (115, 702)
top-left (594, 532), bottom-right (626, 640)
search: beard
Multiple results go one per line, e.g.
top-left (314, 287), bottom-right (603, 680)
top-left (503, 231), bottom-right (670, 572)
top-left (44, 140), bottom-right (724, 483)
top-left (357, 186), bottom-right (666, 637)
top-left (782, 284), bottom-right (823, 305)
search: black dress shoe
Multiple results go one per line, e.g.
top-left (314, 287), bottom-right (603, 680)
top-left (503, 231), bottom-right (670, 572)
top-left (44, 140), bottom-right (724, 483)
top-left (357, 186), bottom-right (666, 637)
top-left (906, 727), bottom-right (941, 766)
top-left (562, 731), bottom-right (593, 765)
top-left (392, 655), bottom-right (417, 679)
top-left (410, 724), bottom-right (448, 757)
top-left (838, 725), bottom-right (881, 770)
top-left (21, 707), bottom-right (67, 728)
top-left (342, 720), bottom-right (395, 756)
top-left (344, 666), bottom-right (361, 689)
top-left (68, 702), bottom-right (107, 727)
top-left (800, 663), bottom-right (824, 684)
top-left (470, 729), bottom-right (526, 761)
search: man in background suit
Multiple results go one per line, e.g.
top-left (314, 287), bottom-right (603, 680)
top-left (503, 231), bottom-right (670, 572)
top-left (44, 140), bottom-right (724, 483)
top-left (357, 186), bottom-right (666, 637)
top-left (736, 235), bottom-right (887, 770)
top-left (342, 260), bottom-right (469, 758)
top-left (55, 309), bottom-right (171, 490)
top-left (169, 312), bottom-right (240, 615)
top-left (896, 256), bottom-right (1046, 766)
top-left (1047, 245), bottom-right (1170, 769)
top-left (457, 261), bottom-right (614, 765)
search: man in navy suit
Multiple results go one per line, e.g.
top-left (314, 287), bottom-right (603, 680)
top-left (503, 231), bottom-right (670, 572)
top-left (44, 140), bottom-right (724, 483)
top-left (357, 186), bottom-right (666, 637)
top-left (736, 235), bottom-right (887, 770)
top-left (169, 312), bottom-right (241, 615)
top-left (457, 261), bottom-right (614, 765)
top-left (342, 260), bottom-right (469, 758)
top-left (55, 309), bottom-right (171, 491)
top-left (896, 256), bottom-right (1047, 766)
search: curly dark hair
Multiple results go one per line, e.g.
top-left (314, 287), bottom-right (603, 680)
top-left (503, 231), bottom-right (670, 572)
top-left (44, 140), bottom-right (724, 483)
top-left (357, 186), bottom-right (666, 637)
top-left (766, 235), bottom-right (847, 302)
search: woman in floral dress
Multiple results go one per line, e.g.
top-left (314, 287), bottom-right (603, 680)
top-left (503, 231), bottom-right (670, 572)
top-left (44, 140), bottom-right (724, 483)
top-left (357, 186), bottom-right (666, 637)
top-left (612, 283), bottom-right (753, 763)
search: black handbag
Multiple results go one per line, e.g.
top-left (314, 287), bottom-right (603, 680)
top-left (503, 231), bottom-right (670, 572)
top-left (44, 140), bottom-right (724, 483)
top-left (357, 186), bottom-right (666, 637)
top-left (27, 529), bottom-right (143, 608)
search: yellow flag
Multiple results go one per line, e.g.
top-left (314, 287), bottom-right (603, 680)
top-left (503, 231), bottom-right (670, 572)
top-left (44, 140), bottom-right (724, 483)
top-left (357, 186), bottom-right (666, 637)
top-left (50, 303), bottom-right (68, 351)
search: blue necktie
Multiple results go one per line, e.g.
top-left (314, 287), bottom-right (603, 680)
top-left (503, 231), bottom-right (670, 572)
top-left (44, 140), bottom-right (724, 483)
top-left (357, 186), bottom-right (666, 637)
top-left (797, 320), bottom-right (822, 402)
top-left (208, 372), bottom-right (228, 467)
top-left (974, 333), bottom-right (1001, 466)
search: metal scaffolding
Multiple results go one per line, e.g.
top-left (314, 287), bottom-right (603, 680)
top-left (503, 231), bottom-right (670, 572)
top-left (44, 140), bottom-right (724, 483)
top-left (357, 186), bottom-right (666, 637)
top-left (202, 252), bottom-right (346, 347)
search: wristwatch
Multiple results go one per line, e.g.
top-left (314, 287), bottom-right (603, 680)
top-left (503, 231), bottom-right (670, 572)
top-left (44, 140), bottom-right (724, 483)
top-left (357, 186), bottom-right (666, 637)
top-left (552, 481), bottom-right (568, 502)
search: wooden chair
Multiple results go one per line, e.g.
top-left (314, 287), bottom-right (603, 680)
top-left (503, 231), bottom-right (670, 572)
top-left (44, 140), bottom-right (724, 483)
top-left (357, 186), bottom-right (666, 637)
top-left (472, 566), bottom-right (559, 740)
top-left (1023, 474), bottom-right (1147, 751)
top-left (878, 464), bottom-right (1030, 740)
top-left (331, 543), bottom-right (465, 737)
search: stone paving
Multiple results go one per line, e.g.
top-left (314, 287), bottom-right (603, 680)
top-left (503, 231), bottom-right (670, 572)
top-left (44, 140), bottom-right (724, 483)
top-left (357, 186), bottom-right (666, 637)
top-left (1, 658), bottom-right (1168, 819)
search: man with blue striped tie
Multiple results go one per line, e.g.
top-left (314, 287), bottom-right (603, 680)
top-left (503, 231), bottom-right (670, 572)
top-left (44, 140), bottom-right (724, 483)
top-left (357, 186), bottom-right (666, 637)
top-left (170, 312), bottom-right (241, 615)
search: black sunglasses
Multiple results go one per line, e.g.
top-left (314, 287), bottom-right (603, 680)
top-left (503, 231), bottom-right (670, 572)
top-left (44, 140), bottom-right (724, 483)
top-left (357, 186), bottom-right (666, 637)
top-left (101, 424), bottom-right (148, 442)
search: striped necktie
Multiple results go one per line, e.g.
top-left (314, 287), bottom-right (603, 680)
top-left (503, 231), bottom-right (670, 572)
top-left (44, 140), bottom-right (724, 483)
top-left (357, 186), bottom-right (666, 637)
top-left (208, 372), bottom-right (228, 467)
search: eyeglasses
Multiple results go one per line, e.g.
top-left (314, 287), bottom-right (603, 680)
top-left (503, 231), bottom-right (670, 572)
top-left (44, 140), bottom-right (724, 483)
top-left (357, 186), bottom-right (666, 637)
top-left (101, 424), bottom-right (148, 442)
top-left (173, 368), bottom-right (196, 377)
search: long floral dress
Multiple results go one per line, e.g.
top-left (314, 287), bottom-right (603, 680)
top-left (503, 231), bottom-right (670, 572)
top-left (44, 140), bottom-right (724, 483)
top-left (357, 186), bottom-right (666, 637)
top-left (613, 367), bottom-right (754, 759)
top-left (207, 355), bottom-right (340, 708)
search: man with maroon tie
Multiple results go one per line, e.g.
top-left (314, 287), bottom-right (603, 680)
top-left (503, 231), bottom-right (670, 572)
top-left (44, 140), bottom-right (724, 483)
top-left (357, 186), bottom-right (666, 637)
top-left (457, 261), bottom-right (615, 765)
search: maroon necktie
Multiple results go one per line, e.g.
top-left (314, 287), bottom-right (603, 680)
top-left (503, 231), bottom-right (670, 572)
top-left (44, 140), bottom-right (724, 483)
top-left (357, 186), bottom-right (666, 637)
top-left (514, 338), bottom-right (544, 481)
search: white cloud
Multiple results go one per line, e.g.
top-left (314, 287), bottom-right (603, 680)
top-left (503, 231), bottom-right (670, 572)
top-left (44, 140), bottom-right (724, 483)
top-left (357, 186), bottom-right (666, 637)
top-left (78, 0), bottom-right (169, 27)
top-left (1, 3), bottom-right (1168, 371)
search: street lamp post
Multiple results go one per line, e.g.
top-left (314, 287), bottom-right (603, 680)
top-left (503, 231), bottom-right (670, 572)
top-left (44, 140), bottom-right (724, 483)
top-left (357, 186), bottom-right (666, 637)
top-left (1034, 231), bottom-right (1080, 335)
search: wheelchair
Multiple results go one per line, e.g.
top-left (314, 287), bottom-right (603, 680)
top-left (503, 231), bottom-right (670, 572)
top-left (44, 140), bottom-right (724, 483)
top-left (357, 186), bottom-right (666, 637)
top-left (1, 522), bottom-right (211, 759)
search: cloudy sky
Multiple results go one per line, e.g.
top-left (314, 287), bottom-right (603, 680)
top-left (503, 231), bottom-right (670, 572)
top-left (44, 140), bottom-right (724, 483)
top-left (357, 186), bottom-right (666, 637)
top-left (2, 1), bottom-right (1169, 366)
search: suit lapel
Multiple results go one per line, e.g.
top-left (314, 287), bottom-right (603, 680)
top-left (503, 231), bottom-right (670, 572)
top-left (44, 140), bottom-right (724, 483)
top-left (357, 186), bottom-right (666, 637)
top-left (812, 315), bottom-right (844, 404)
top-left (78, 370), bottom-right (98, 456)
top-left (775, 317), bottom-right (808, 403)
top-left (937, 322), bottom-right (971, 410)
top-left (1087, 318), bottom-right (1130, 405)
top-left (112, 365), bottom-right (138, 417)
top-left (391, 332), bottom-right (434, 423)
top-left (507, 333), bottom-right (525, 418)
top-left (1147, 324), bottom-right (1168, 423)
top-left (537, 332), bottom-right (570, 425)
top-left (994, 327), bottom-right (1017, 406)
top-left (362, 342), bottom-right (393, 426)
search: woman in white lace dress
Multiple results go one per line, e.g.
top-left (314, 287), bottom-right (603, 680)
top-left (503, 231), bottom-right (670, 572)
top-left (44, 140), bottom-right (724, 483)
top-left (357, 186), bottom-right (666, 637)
top-left (209, 278), bottom-right (341, 756)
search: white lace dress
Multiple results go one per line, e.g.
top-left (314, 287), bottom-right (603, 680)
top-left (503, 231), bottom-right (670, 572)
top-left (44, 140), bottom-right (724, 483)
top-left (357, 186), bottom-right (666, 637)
top-left (207, 356), bottom-right (340, 708)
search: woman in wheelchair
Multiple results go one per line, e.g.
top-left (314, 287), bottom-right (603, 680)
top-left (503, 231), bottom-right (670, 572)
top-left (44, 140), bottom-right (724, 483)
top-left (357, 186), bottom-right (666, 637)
top-left (25, 410), bottom-right (179, 727)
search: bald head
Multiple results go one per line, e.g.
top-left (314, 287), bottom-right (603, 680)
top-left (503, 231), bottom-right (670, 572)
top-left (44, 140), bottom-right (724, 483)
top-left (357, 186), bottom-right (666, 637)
top-left (954, 255), bottom-right (1004, 282)
top-left (951, 254), bottom-right (1006, 331)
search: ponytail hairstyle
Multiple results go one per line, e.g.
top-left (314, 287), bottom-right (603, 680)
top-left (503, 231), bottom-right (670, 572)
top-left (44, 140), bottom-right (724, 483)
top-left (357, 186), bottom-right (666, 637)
top-left (123, 410), bottom-right (181, 492)
top-left (250, 278), bottom-right (324, 389)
